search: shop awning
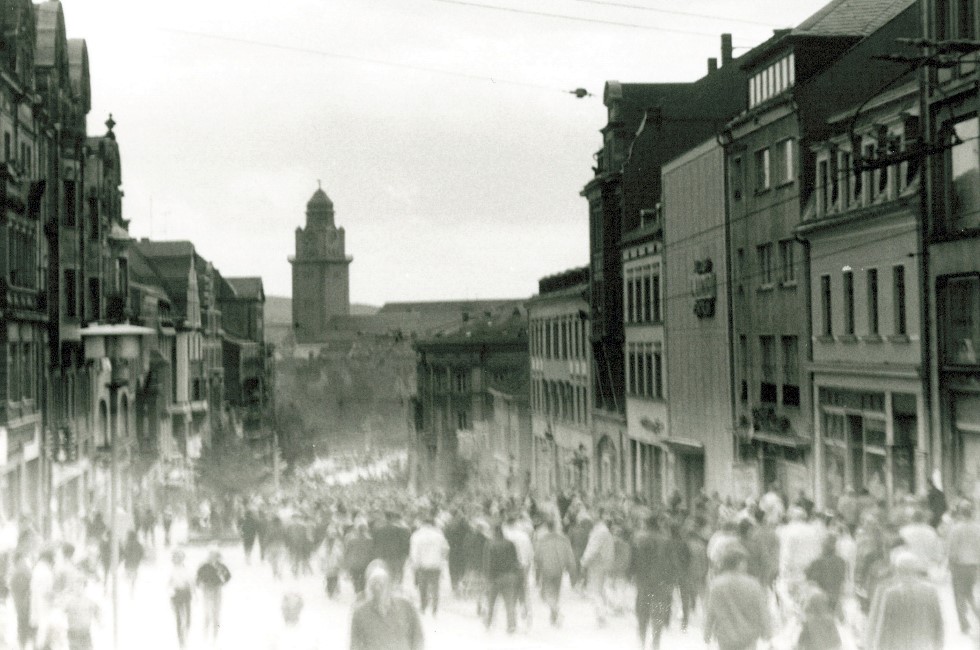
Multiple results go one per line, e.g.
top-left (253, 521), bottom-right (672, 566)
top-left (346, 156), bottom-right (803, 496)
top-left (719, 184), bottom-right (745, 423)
top-left (749, 430), bottom-right (812, 449)
top-left (659, 437), bottom-right (705, 454)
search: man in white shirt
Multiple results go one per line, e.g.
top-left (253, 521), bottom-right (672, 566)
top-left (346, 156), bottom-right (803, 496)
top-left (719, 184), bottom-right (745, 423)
top-left (409, 516), bottom-right (448, 616)
top-left (503, 514), bottom-right (535, 626)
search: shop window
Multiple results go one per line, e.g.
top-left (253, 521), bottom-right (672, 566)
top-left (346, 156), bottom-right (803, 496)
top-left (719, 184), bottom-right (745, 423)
top-left (942, 275), bottom-right (980, 366)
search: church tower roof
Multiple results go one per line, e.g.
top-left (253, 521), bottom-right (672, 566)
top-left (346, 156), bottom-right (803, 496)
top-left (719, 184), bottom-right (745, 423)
top-left (305, 181), bottom-right (334, 227)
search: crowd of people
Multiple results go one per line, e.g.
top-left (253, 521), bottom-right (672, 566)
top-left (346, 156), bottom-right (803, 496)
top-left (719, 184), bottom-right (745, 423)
top-left (1, 456), bottom-right (978, 650)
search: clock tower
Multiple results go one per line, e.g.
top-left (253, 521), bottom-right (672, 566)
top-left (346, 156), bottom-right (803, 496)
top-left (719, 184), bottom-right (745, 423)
top-left (289, 183), bottom-right (352, 343)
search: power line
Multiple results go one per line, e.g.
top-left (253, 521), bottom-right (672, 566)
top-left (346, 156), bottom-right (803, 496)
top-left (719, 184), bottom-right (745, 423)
top-left (557, 0), bottom-right (777, 28)
top-left (428, 0), bottom-right (757, 40)
top-left (157, 27), bottom-right (581, 96)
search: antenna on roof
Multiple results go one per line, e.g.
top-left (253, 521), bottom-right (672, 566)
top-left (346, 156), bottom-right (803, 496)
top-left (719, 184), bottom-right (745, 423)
top-left (317, 179), bottom-right (322, 190)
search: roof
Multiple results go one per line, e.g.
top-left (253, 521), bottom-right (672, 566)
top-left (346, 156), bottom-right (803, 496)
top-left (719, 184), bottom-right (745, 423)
top-left (66, 39), bottom-right (89, 111)
top-left (134, 240), bottom-right (195, 259)
top-left (379, 299), bottom-right (523, 314)
top-left (416, 302), bottom-right (527, 347)
top-left (226, 277), bottom-right (264, 301)
top-left (34, 1), bottom-right (64, 69)
top-left (307, 187), bottom-right (333, 211)
top-left (793, 0), bottom-right (915, 37)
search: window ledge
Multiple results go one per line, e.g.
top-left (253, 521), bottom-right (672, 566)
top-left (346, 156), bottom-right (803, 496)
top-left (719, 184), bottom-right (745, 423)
top-left (888, 334), bottom-right (911, 344)
top-left (839, 334), bottom-right (859, 344)
top-left (757, 283), bottom-right (775, 292)
top-left (862, 334), bottom-right (883, 344)
top-left (776, 179), bottom-right (795, 189)
top-left (780, 280), bottom-right (798, 289)
top-left (754, 187), bottom-right (771, 196)
top-left (816, 335), bottom-right (835, 344)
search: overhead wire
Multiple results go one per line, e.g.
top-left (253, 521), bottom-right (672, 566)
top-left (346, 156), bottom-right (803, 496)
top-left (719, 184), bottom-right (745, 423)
top-left (556, 0), bottom-right (779, 28)
top-left (428, 0), bottom-right (759, 41)
top-left (156, 27), bottom-right (582, 95)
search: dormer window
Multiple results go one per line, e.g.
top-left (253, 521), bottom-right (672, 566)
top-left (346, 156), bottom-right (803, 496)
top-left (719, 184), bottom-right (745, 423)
top-left (749, 52), bottom-right (795, 108)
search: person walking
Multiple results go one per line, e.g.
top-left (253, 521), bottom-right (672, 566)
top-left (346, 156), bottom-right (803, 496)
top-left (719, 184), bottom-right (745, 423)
top-left (946, 499), bottom-right (980, 634)
top-left (372, 511), bottom-right (411, 585)
top-left (320, 530), bottom-right (345, 599)
top-left (240, 508), bottom-right (259, 565)
top-left (483, 524), bottom-right (521, 634)
top-left (120, 530), bottom-right (144, 596)
top-left (62, 575), bottom-right (99, 650)
top-left (703, 547), bottom-right (772, 650)
top-left (162, 507), bottom-right (175, 547)
top-left (502, 513), bottom-right (534, 627)
top-left (409, 516), bottom-right (448, 616)
top-left (9, 549), bottom-right (33, 650)
top-left (30, 547), bottom-right (57, 647)
top-left (580, 512), bottom-right (615, 627)
top-left (630, 514), bottom-right (675, 650)
top-left (533, 518), bottom-right (576, 626)
top-left (805, 535), bottom-right (847, 617)
top-left (344, 519), bottom-right (374, 595)
top-left (866, 550), bottom-right (944, 650)
top-left (196, 548), bottom-right (232, 644)
top-left (168, 550), bottom-right (194, 649)
top-left (444, 510), bottom-right (470, 594)
top-left (350, 561), bottom-right (423, 650)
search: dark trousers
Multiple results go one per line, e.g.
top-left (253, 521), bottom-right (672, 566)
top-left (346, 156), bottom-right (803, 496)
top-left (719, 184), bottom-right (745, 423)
top-left (951, 563), bottom-right (978, 630)
top-left (172, 596), bottom-right (191, 648)
top-left (415, 568), bottom-right (441, 614)
top-left (484, 573), bottom-right (518, 632)
top-left (326, 575), bottom-right (339, 598)
top-left (679, 581), bottom-right (696, 626)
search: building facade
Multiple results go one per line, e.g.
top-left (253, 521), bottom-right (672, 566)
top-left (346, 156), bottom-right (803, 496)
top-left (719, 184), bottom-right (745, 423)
top-left (662, 139), bottom-right (737, 503)
top-left (412, 304), bottom-right (527, 491)
top-left (528, 268), bottom-right (591, 494)
top-left (800, 78), bottom-right (926, 507)
top-left (924, 0), bottom-right (980, 502)
top-left (290, 186), bottom-right (352, 344)
top-left (621, 223), bottom-right (667, 503)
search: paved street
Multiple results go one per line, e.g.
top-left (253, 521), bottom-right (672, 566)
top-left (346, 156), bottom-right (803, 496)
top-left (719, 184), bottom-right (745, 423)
top-left (59, 528), bottom-right (978, 649)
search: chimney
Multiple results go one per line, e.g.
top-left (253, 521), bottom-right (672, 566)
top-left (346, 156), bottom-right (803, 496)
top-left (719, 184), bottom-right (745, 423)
top-left (708, 57), bottom-right (718, 74)
top-left (721, 33), bottom-right (733, 66)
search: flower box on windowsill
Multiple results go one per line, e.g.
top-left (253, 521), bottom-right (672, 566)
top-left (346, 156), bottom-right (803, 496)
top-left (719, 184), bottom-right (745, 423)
top-left (779, 280), bottom-right (798, 289)
top-left (757, 283), bottom-right (775, 292)
top-left (862, 334), bottom-right (883, 344)
top-left (888, 334), bottom-right (911, 344)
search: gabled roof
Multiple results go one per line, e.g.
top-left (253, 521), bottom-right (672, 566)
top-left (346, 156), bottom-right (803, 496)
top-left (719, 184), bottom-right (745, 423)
top-left (793, 0), bottom-right (915, 37)
top-left (226, 277), bottom-right (264, 301)
top-left (418, 302), bottom-right (527, 346)
top-left (134, 240), bottom-right (195, 260)
top-left (125, 241), bottom-right (171, 303)
top-left (34, 1), bottom-right (65, 69)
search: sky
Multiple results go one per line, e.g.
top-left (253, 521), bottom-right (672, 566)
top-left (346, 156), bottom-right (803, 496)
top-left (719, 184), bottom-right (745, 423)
top-left (62, 0), bottom-right (830, 305)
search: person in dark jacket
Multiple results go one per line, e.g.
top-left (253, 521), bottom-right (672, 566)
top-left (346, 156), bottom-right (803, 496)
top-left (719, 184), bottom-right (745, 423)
top-left (196, 548), bottom-right (232, 643)
top-left (344, 520), bottom-right (374, 595)
top-left (372, 511), bottom-right (411, 584)
top-left (121, 530), bottom-right (145, 595)
top-left (703, 547), bottom-right (771, 650)
top-left (805, 535), bottom-right (847, 616)
top-left (926, 475), bottom-right (947, 529)
top-left (239, 508), bottom-right (259, 564)
top-left (630, 514), bottom-right (675, 650)
top-left (483, 524), bottom-right (521, 634)
top-left (444, 511), bottom-right (470, 594)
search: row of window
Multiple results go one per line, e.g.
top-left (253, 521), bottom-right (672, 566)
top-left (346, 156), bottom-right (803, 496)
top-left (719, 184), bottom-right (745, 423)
top-left (815, 119), bottom-right (920, 218)
top-left (2, 132), bottom-right (33, 177)
top-left (530, 315), bottom-right (588, 361)
top-left (627, 342), bottom-right (664, 400)
top-left (749, 52), bottom-right (795, 109)
top-left (731, 138), bottom-right (795, 198)
top-left (7, 342), bottom-right (37, 405)
top-left (624, 264), bottom-right (662, 324)
top-left (63, 270), bottom-right (103, 322)
top-left (531, 378), bottom-right (588, 425)
top-left (745, 239), bottom-right (797, 289)
top-left (819, 265), bottom-right (908, 339)
top-left (738, 334), bottom-right (800, 407)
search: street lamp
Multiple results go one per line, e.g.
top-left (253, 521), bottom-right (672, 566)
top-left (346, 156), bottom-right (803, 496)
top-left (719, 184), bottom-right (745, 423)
top-left (81, 323), bottom-right (154, 649)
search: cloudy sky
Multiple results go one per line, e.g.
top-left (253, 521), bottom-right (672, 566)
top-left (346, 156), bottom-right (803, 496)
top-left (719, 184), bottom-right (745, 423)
top-left (63, 0), bottom-right (828, 305)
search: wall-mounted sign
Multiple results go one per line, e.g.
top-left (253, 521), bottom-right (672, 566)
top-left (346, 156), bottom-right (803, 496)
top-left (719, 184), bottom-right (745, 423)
top-left (691, 258), bottom-right (716, 319)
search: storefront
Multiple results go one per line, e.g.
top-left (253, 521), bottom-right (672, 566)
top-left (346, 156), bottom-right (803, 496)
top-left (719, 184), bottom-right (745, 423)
top-left (816, 385), bottom-right (921, 508)
top-left (950, 385), bottom-right (980, 502)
